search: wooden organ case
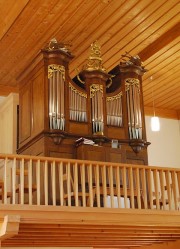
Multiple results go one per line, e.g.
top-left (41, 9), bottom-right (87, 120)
top-left (17, 39), bottom-right (150, 165)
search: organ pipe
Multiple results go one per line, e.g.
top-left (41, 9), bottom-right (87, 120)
top-left (125, 78), bottom-right (142, 139)
top-left (48, 64), bottom-right (65, 130)
top-left (90, 84), bottom-right (104, 135)
top-left (69, 82), bottom-right (87, 122)
top-left (106, 91), bottom-right (123, 127)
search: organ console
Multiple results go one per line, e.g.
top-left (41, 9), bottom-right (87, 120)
top-left (17, 39), bottom-right (150, 165)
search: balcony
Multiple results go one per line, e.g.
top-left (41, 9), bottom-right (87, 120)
top-left (0, 153), bottom-right (180, 248)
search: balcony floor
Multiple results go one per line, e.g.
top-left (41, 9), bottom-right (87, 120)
top-left (0, 205), bottom-right (180, 248)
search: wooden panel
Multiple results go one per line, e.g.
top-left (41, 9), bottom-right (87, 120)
top-left (106, 147), bottom-right (125, 163)
top-left (77, 144), bottom-right (105, 162)
top-left (31, 70), bottom-right (44, 137)
top-left (107, 127), bottom-right (126, 139)
top-left (19, 82), bottom-right (31, 144)
top-left (126, 150), bottom-right (148, 166)
top-left (0, 0), bottom-right (29, 40)
top-left (69, 122), bottom-right (89, 135)
top-left (49, 151), bottom-right (74, 159)
top-left (19, 137), bottom-right (45, 156)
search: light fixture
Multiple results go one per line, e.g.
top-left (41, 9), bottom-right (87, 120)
top-left (150, 76), bottom-right (160, 131)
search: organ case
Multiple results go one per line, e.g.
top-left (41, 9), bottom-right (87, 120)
top-left (17, 39), bottom-right (150, 164)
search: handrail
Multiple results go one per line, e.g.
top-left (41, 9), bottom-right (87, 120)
top-left (0, 153), bottom-right (180, 211)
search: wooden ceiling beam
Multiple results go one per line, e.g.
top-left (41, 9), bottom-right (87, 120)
top-left (139, 23), bottom-right (180, 61)
top-left (0, 85), bottom-right (19, 96)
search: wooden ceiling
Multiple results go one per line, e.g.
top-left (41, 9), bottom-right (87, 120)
top-left (0, 0), bottom-right (179, 117)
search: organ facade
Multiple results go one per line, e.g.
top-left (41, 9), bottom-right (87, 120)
top-left (17, 39), bottom-right (150, 165)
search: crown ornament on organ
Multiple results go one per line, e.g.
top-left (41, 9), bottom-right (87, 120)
top-left (83, 40), bottom-right (107, 72)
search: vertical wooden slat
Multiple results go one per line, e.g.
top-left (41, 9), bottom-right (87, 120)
top-left (147, 169), bottom-right (153, 209)
top-left (122, 166), bottom-right (128, 208)
top-left (51, 161), bottom-right (56, 206)
top-left (74, 162), bottom-right (79, 207)
top-left (165, 170), bottom-right (172, 210)
top-left (109, 165), bottom-right (114, 208)
top-left (88, 164), bottom-right (93, 207)
top-left (12, 158), bottom-right (16, 204)
top-left (28, 159), bottom-right (33, 205)
top-left (115, 166), bottom-right (121, 208)
top-left (159, 170), bottom-right (166, 210)
top-left (3, 157), bottom-right (8, 204)
top-left (81, 164), bottom-right (86, 207)
top-left (67, 162), bottom-right (71, 206)
top-left (36, 159), bottom-right (41, 205)
top-left (20, 158), bottom-right (25, 205)
top-left (129, 167), bottom-right (135, 209)
top-left (59, 162), bottom-right (64, 206)
top-left (153, 169), bottom-right (160, 210)
top-left (177, 172), bottom-right (180, 196)
top-left (171, 171), bottom-right (178, 210)
top-left (44, 160), bottom-right (48, 206)
top-left (102, 165), bottom-right (107, 207)
top-left (135, 168), bottom-right (141, 209)
top-left (141, 168), bottom-right (147, 209)
top-left (95, 164), bottom-right (100, 208)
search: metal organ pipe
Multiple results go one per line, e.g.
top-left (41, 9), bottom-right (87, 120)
top-left (125, 78), bottom-right (142, 140)
top-left (48, 64), bottom-right (65, 130)
top-left (90, 84), bottom-right (104, 134)
top-left (69, 83), bottom-right (87, 122)
top-left (106, 92), bottom-right (123, 127)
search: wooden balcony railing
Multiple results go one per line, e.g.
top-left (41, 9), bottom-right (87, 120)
top-left (0, 153), bottom-right (180, 210)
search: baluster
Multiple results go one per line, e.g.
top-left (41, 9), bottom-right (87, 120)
top-left (36, 159), bottom-right (41, 206)
top-left (153, 169), bottom-right (160, 209)
top-left (115, 166), bottom-right (121, 208)
top-left (95, 164), bottom-right (100, 208)
top-left (122, 167), bottom-right (128, 208)
top-left (141, 168), bottom-right (147, 209)
top-left (28, 159), bottom-right (33, 205)
top-left (20, 158), bottom-right (25, 205)
top-left (81, 163), bottom-right (86, 207)
top-left (59, 161), bottom-right (64, 206)
top-left (129, 167), bottom-right (135, 209)
top-left (12, 157), bottom-right (16, 204)
top-left (44, 160), bottom-right (48, 206)
top-left (74, 162), bottom-right (79, 207)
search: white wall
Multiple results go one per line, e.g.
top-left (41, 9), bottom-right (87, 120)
top-left (0, 93), bottom-right (19, 154)
top-left (145, 116), bottom-right (180, 168)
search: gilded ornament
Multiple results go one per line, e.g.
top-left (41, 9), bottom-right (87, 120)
top-left (48, 64), bottom-right (65, 79)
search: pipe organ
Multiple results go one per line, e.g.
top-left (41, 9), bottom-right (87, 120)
top-left (18, 39), bottom-right (150, 165)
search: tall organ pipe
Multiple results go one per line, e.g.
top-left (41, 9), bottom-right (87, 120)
top-left (48, 64), bottom-right (65, 130)
top-left (90, 84), bottom-right (104, 135)
top-left (125, 78), bottom-right (142, 139)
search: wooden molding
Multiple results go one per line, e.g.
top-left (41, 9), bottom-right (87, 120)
top-left (144, 106), bottom-right (179, 120)
top-left (0, 215), bottom-right (20, 240)
top-left (139, 240), bottom-right (180, 249)
top-left (0, 85), bottom-right (19, 97)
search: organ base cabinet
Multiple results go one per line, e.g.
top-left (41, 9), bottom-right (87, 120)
top-left (76, 144), bottom-right (148, 165)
